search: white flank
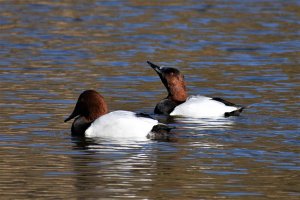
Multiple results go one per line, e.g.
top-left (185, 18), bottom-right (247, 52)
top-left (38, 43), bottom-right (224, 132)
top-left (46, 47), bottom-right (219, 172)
top-left (170, 95), bottom-right (239, 118)
top-left (85, 110), bottom-right (158, 138)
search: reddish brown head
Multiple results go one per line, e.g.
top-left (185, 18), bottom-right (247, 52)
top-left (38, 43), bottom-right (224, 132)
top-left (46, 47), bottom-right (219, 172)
top-left (64, 90), bottom-right (108, 123)
top-left (147, 61), bottom-right (188, 102)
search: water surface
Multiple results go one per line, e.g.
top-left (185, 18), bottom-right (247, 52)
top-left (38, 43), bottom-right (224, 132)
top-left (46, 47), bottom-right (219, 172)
top-left (1, 0), bottom-right (300, 199)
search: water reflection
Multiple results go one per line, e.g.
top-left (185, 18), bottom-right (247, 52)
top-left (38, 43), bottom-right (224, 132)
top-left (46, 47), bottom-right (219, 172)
top-left (69, 135), bottom-right (228, 199)
top-left (72, 136), bottom-right (152, 150)
top-left (70, 137), bottom-right (162, 198)
top-left (174, 116), bottom-right (235, 131)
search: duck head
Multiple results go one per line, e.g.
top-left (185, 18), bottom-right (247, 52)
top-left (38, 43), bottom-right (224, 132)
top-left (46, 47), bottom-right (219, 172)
top-left (147, 61), bottom-right (188, 103)
top-left (65, 90), bottom-right (108, 136)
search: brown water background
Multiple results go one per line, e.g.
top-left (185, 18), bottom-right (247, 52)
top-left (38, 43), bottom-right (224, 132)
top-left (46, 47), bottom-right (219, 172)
top-left (0, 0), bottom-right (300, 199)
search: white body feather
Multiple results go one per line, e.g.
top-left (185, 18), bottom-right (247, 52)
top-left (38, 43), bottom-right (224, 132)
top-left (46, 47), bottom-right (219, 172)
top-left (85, 110), bottom-right (158, 138)
top-left (170, 95), bottom-right (239, 118)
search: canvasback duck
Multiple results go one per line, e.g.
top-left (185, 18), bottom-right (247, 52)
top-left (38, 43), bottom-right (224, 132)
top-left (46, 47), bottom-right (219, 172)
top-left (65, 90), bottom-right (172, 139)
top-left (147, 61), bottom-right (245, 118)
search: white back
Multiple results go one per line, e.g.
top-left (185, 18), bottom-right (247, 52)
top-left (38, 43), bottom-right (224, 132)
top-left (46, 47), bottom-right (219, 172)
top-left (170, 95), bottom-right (238, 118)
top-left (85, 110), bottom-right (158, 138)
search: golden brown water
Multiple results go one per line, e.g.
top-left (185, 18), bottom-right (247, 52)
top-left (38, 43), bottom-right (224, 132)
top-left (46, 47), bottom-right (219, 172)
top-left (1, 0), bottom-right (300, 199)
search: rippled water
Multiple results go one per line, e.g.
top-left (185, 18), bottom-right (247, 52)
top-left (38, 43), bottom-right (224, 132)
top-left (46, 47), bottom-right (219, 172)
top-left (1, 0), bottom-right (300, 199)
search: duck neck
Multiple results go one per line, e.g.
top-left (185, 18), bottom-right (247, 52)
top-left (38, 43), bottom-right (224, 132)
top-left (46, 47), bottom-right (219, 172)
top-left (167, 86), bottom-right (188, 103)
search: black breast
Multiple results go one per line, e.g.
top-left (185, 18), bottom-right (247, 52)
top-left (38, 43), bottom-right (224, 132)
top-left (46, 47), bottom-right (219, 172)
top-left (71, 116), bottom-right (92, 137)
top-left (154, 99), bottom-right (180, 115)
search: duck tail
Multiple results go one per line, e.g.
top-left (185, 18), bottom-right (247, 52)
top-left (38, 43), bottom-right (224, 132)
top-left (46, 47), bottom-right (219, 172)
top-left (148, 123), bottom-right (175, 140)
top-left (224, 105), bottom-right (248, 117)
top-left (152, 123), bottom-right (175, 133)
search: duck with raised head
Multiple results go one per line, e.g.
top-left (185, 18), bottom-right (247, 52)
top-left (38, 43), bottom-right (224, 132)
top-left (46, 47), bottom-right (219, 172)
top-left (147, 61), bottom-right (245, 118)
top-left (64, 90), bottom-right (172, 139)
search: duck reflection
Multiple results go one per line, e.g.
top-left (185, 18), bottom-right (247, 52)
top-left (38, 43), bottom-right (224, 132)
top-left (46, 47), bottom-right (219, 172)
top-left (153, 114), bottom-right (235, 131)
top-left (173, 116), bottom-right (235, 131)
top-left (69, 136), bottom-right (180, 198)
top-left (69, 124), bottom-right (232, 199)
